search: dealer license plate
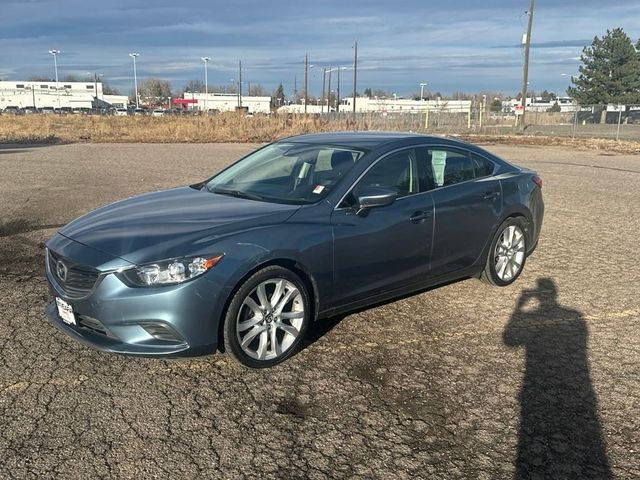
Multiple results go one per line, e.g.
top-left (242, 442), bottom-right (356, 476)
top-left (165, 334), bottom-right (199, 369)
top-left (55, 297), bottom-right (76, 326)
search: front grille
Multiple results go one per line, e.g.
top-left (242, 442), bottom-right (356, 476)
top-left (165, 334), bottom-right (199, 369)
top-left (47, 249), bottom-right (100, 298)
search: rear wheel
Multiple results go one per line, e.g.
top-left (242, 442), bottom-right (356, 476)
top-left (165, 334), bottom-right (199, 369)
top-left (481, 218), bottom-right (527, 287)
top-left (223, 266), bottom-right (310, 368)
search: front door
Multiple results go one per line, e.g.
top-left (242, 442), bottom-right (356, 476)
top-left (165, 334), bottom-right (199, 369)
top-left (330, 148), bottom-right (434, 307)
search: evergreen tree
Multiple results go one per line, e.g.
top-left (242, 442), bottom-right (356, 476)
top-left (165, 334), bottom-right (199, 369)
top-left (568, 28), bottom-right (640, 104)
top-left (272, 83), bottom-right (285, 106)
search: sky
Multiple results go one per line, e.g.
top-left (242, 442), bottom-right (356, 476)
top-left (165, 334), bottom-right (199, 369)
top-left (1, 0), bottom-right (639, 98)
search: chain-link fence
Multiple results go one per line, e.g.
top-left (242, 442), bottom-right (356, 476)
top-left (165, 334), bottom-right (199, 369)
top-left (320, 104), bottom-right (640, 141)
top-left (518, 105), bottom-right (640, 141)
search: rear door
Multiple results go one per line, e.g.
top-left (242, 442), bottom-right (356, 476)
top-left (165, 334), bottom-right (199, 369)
top-left (330, 147), bottom-right (434, 306)
top-left (419, 146), bottom-right (503, 277)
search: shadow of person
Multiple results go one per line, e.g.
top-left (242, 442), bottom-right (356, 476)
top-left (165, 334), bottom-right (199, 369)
top-left (503, 278), bottom-right (612, 479)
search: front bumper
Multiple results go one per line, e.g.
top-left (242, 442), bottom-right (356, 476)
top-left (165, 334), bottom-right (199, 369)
top-left (45, 303), bottom-right (216, 356)
top-left (44, 237), bottom-right (227, 357)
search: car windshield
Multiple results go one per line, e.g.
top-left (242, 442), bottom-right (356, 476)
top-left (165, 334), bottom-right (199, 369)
top-left (205, 142), bottom-right (367, 204)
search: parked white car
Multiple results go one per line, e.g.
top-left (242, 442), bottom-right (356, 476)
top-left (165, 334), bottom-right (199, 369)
top-left (114, 108), bottom-right (128, 117)
top-left (152, 109), bottom-right (165, 117)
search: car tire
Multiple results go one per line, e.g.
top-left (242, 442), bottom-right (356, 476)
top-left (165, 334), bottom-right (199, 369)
top-left (481, 217), bottom-right (528, 287)
top-left (223, 266), bottom-right (310, 368)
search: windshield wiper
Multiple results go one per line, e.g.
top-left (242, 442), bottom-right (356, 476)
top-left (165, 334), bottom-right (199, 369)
top-left (210, 187), bottom-right (264, 201)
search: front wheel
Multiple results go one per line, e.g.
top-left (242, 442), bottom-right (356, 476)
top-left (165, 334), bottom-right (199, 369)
top-left (223, 266), bottom-right (310, 368)
top-left (481, 218), bottom-right (527, 287)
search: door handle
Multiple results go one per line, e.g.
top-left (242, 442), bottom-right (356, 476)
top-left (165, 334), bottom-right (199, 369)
top-left (483, 191), bottom-right (501, 200)
top-left (409, 210), bottom-right (432, 223)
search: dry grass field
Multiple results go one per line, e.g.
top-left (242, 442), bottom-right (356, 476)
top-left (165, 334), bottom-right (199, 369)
top-left (0, 113), bottom-right (360, 144)
top-left (2, 113), bottom-right (640, 154)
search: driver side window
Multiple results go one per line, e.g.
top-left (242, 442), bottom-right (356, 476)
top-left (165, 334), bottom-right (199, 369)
top-left (354, 149), bottom-right (419, 199)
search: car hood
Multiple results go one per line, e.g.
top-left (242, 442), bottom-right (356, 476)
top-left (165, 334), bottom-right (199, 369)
top-left (59, 187), bottom-right (300, 264)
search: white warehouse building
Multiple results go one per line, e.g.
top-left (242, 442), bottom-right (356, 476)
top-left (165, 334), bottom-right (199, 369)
top-left (278, 97), bottom-right (472, 114)
top-left (0, 81), bottom-right (128, 110)
top-left (184, 92), bottom-right (271, 114)
top-left (342, 97), bottom-right (472, 114)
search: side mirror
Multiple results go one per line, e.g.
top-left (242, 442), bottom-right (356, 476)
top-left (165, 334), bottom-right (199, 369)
top-left (355, 187), bottom-right (397, 215)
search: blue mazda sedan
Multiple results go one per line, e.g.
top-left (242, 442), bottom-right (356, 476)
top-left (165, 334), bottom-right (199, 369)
top-left (45, 132), bottom-right (544, 368)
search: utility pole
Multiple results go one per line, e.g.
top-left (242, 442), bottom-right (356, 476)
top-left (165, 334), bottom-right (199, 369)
top-left (238, 60), bottom-right (242, 109)
top-left (92, 72), bottom-right (104, 105)
top-left (520, 0), bottom-right (535, 128)
top-left (304, 54), bottom-right (309, 115)
top-left (327, 66), bottom-right (332, 113)
top-left (321, 67), bottom-right (327, 114)
top-left (352, 41), bottom-right (358, 116)
top-left (336, 67), bottom-right (341, 114)
top-left (293, 74), bottom-right (297, 104)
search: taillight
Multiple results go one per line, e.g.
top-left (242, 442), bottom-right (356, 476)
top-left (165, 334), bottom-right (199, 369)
top-left (532, 175), bottom-right (543, 188)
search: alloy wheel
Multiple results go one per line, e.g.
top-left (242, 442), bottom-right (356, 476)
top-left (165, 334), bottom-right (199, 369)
top-left (494, 225), bottom-right (525, 282)
top-left (235, 278), bottom-right (304, 361)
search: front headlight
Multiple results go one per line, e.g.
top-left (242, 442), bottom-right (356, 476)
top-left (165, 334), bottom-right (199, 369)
top-left (118, 254), bottom-right (224, 287)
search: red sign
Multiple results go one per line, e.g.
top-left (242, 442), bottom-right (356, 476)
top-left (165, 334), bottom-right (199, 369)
top-left (173, 98), bottom-right (198, 104)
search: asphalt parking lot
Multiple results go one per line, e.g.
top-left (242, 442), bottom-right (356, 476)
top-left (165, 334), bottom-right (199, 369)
top-left (1, 142), bottom-right (638, 479)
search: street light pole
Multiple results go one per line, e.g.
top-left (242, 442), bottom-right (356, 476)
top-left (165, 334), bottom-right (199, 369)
top-left (48, 50), bottom-right (60, 110)
top-left (201, 57), bottom-right (211, 113)
top-left (420, 82), bottom-right (427, 101)
top-left (129, 53), bottom-right (140, 108)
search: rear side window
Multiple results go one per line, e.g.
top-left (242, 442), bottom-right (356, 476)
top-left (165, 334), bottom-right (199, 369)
top-left (471, 153), bottom-right (495, 178)
top-left (418, 148), bottom-right (474, 188)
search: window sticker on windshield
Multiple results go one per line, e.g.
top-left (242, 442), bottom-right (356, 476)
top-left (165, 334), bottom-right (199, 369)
top-left (313, 185), bottom-right (325, 194)
top-left (431, 150), bottom-right (447, 187)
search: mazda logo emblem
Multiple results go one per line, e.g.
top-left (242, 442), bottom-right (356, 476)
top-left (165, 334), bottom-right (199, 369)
top-left (56, 260), bottom-right (68, 283)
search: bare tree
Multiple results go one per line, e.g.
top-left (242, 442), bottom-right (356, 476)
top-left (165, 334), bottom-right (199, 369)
top-left (28, 75), bottom-right (54, 82)
top-left (182, 80), bottom-right (205, 93)
top-left (102, 82), bottom-right (120, 95)
top-left (136, 78), bottom-right (173, 106)
top-left (248, 84), bottom-right (267, 96)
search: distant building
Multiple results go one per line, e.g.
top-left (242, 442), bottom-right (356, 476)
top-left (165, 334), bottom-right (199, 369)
top-left (182, 92), bottom-right (271, 114)
top-left (276, 104), bottom-right (325, 114)
top-left (503, 97), bottom-right (577, 113)
top-left (0, 81), bottom-right (128, 110)
top-left (278, 97), bottom-right (472, 114)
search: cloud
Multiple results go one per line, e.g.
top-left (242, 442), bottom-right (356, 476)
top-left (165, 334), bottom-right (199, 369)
top-left (1, 0), bottom-right (639, 95)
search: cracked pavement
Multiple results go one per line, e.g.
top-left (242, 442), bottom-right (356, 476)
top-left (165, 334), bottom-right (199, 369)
top-left (0, 142), bottom-right (638, 479)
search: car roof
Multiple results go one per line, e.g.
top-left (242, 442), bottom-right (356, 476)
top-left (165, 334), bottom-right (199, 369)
top-left (279, 131), bottom-right (475, 150)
